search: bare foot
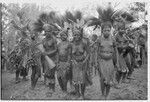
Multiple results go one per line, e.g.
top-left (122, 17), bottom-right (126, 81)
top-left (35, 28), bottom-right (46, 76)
top-left (22, 77), bottom-right (28, 81)
top-left (46, 92), bottom-right (52, 97)
top-left (15, 80), bottom-right (20, 84)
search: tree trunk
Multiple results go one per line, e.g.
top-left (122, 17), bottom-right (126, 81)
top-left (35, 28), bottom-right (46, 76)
top-left (0, 3), bottom-right (2, 37)
top-left (0, 3), bottom-right (3, 70)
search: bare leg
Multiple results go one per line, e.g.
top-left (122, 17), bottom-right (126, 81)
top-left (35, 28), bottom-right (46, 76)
top-left (63, 78), bottom-right (68, 92)
top-left (97, 68), bottom-right (106, 97)
top-left (58, 77), bottom-right (65, 91)
top-left (15, 69), bottom-right (20, 83)
top-left (22, 68), bottom-right (28, 81)
top-left (31, 66), bottom-right (36, 89)
top-left (100, 78), bottom-right (105, 96)
top-left (105, 84), bottom-right (110, 99)
top-left (70, 84), bottom-right (80, 97)
top-left (81, 83), bottom-right (85, 98)
top-left (122, 72), bottom-right (127, 83)
top-left (76, 84), bottom-right (80, 97)
top-left (31, 65), bottom-right (40, 90)
top-left (44, 76), bottom-right (47, 85)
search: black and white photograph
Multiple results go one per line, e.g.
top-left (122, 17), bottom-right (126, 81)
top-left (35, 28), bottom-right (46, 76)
top-left (0, 0), bottom-right (149, 100)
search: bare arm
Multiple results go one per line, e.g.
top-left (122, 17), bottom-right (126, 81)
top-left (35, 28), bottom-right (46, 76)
top-left (56, 44), bottom-right (59, 66)
top-left (83, 40), bottom-right (90, 63)
top-left (67, 43), bottom-right (72, 63)
top-left (113, 38), bottom-right (119, 69)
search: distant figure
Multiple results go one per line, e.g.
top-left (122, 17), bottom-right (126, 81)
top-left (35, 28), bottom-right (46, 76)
top-left (90, 34), bottom-right (98, 76)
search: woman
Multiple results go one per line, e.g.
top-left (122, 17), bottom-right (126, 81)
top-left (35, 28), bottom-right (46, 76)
top-left (33, 12), bottom-right (59, 92)
top-left (41, 29), bottom-right (57, 92)
top-left (70, 28), bottom-right (90, 99)
top-left (57, 30), bottom-right (72, 93)
top-left (97, 23), bottom-right (117, 99)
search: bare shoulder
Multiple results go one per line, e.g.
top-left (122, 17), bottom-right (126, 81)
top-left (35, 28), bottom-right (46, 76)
top-left (82, 37), bottom-right (90, 45)
top-left (111, 36), bottom-right (116, 42)
top-left (69, 41), bottom-right (73, 47)
top-left (97, 36), bottom-right (102, 43)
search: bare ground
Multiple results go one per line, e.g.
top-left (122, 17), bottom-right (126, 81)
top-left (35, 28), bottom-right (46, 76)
top-left (1, 64), bottom-right (147, 100)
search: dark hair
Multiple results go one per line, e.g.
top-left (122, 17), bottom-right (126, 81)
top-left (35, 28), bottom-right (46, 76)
top-left (101, 25), bottom-right (111, 31)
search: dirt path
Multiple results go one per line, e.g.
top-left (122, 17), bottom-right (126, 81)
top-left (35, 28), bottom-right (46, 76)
top-left (1, 64), bottom-right (147, 100)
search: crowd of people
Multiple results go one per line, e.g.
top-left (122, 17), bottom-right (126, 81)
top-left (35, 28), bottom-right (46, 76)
top-left (2, 3), bottom-right (147, 100)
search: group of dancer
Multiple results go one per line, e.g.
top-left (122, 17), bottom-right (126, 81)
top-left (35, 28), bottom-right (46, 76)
top-left (7, 3), bottom-right (147, 99)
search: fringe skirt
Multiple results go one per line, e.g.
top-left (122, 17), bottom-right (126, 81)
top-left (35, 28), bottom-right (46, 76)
top-left (41, 55), bottom-right (56, 84)
top-left (117, 53), bottom-right (129, 73)
top-left (98, 58), bottom-right (115, 84)
top-left (72, 59), bottom-right (92, 86)
top-left (57, 62), bottom-right (70, 79)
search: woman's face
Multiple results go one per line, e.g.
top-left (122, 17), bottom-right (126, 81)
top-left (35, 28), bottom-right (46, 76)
top-left (73, 32), bottom-right (81, 41)
top-left (45, 33), bottom-right (52, 39)
top-left (103, 26), bottom-right (111, 38)
top-left (92, 35), bottom-right (97, 41)
top-left (60, 33), bottom-right (68, 41)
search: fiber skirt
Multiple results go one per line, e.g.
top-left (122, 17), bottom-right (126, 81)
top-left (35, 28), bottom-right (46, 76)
top-left (98, 58), bottom-right (115, 84)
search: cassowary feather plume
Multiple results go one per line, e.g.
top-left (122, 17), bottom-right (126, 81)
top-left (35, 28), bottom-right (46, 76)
top-left (33, 11), bottom-right (61, 33)
top-left (87, 3), bottom-right (120, 30)
top-left (87, 3), bottom-right (136, 30)
top-left (64, 10), bottom-right (87, 32)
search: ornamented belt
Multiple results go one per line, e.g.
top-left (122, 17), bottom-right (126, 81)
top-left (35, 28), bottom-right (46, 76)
top-left (74, 55), bottom-right (86, 62)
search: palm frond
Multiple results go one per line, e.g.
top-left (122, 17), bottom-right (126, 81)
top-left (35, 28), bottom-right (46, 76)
top-left (11, 20), bottom-right (22, 31)
top-left (17, 11), bottom-right (24, 20)
top-left (121, 12), bottom-right (137, 22)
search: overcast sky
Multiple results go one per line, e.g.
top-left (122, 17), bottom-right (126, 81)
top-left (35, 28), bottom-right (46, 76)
top-left (2, 0), bottom-right (148, 13)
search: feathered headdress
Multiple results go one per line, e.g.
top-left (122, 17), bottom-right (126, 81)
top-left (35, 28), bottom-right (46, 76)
top-left (87, 3), bottom-right (119, 30)
top-left (33, 11), bottom-right (61, 35)
top-left (64, 10), bottom-right (86, 35)
top-left (87, 3), bottom-right (137, 30)
top-left (52, 14), bottom-right (70, 37)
